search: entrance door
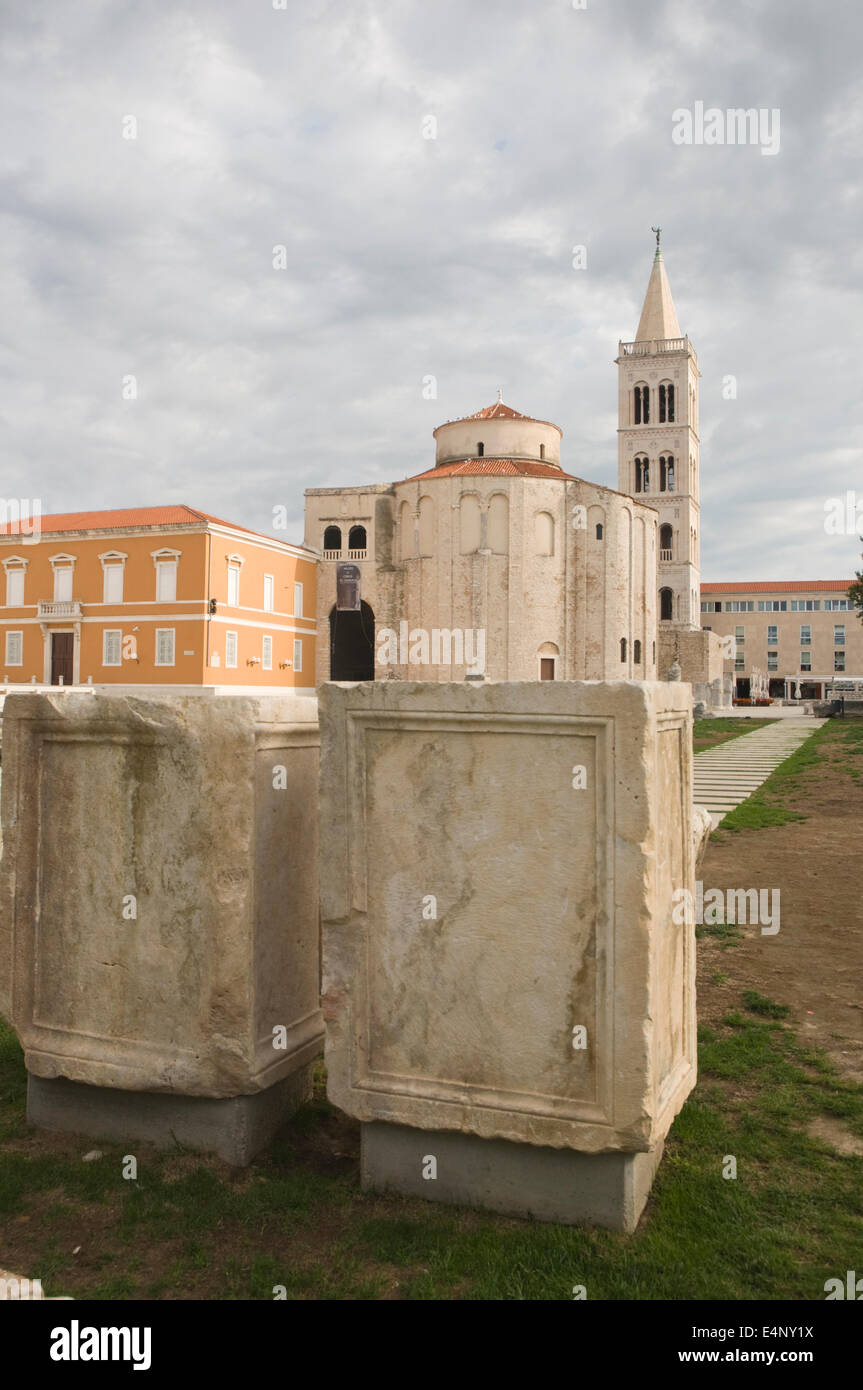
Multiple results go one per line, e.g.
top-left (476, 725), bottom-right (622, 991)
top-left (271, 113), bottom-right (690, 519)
top-left (540, 658), bottom-right (555, 680)
top-left (51, 632), bottom-right (74, 685)
top-left (329, 602), bottom-right (375, 681)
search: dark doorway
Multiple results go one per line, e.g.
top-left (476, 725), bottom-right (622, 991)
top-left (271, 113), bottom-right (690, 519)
top-left (660, 587), bottom-right (673, 621)
top-left (51, 632), bottom-right (74, 685)
top-left (329, 602), bottom-right (375, 680)
top-left (540, 658), bottom-right (555, 680)
top-left (736, 678), bottom-right (751, 699)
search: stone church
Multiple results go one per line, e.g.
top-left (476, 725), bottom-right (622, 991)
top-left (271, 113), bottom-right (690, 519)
top-left (305, 240), bottom-right (726, 695)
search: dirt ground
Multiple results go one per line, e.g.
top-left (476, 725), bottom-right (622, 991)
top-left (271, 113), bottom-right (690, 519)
top-left (697, 726), bottom-right (863, 1083)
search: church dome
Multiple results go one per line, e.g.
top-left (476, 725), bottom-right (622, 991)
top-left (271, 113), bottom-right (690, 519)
top-left (431, 396), bottom-right (562, 469)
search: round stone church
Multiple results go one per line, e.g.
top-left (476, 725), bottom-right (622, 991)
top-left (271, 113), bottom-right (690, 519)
top-left (305, 393), bottom-right (659, 684)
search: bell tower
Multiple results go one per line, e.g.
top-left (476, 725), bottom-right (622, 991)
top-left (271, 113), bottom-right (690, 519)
top-left (617, 231), bottom-right (701, 631)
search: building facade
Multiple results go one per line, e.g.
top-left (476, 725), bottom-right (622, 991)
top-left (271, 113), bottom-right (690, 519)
top-left (0, 507), bottom-right (317, 694)
top-left (305, 398), bottom-right (659, 684)
top-left (700, 580), bottom-right (861, 699)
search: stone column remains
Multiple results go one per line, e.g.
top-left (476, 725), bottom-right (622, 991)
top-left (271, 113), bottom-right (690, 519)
top-left (319, 678), bottom-right (696, 1232)
top-left (0, 692), bottom-right (323, 1165)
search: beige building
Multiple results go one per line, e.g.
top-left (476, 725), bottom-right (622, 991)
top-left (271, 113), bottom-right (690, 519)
top-left (305, 396), bottom-right (659, 684)
top-left (700, 580), bottom-right (861, 699)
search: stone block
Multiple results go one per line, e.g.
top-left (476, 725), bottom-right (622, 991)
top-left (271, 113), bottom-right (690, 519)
top-left (319, 679), bottom-right (696, 1226)
top-left (1, 692), bottom-right (323, 1158)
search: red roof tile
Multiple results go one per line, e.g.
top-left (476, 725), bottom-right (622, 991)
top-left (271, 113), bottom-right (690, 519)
top-left (433, 400), bottom-right (562, 432)
top-left (0, 506), bottom-right (298, 547)
top-left (405, 458), bottom-right (576, 481)
top-left (701, 580), bottom-right (852, 594)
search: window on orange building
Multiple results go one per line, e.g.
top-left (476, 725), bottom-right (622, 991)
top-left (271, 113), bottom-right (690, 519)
top-left (103, 630), bottom-right (122, 666)
top-left (294, 581), bottom-right (303, 617)
top-left (155, 629), bottom-right (175, 666)
top-left (103, 566), bottom-right (124, 604)
top-left (5, 631), bottom-right (23, 665)
top-left (227, 566), bottom-right (240, 607)
top-left (293, 639), bottom-right (302, 673)
top-left (225, 631), bottom-right (238, 668)
top-left (156, 562), bottom-right (177, 602)
top-left (262, 635), bottom-right (273, 670)
top-left (5, 569), bottom-right (24, 606)
top-left (264, 575), bottom-right (274, 612)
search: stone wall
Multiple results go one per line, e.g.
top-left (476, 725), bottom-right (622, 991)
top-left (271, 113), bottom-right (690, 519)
top-left (306, 477), bottom-right (659, 684)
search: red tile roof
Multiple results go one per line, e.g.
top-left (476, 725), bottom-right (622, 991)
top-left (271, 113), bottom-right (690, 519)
top-left (701, 580), bottom-right (851, 594)
top-left (0, 506), bottom-right (290, 546)
top-left (405, 458), bottom-right (576, 481)
top-left (433, 400), bottom-right (562, 432)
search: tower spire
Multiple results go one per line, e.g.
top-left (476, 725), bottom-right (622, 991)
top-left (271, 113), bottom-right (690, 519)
top-left (635, 231), bottom-right (680, 342)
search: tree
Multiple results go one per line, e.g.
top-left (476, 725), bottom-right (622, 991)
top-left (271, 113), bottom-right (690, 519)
top-left (849, 548), bottom-right (863, 623)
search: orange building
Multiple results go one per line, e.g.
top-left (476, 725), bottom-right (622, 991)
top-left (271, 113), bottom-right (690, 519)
top-left (0, 507), bottom-right (317, 693)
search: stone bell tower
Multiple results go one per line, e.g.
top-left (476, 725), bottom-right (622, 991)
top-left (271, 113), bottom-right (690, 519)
top-left (617, 231), bottom-right (701, 631)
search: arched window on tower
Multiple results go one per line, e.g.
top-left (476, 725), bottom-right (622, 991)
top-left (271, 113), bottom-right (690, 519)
top-left (595, 523), bottom-right (604, 540)
top-left (634, 384), bottom-right (649, 425)
top-left (633, 639), bottom-right (642, 664)
top-left (323, 525), bottom-right (342, 556)
top-left (660, 587), bottom-right (674, 621)
top-left (659, 383), bottom-right (675, 423)
top-left (659, 523), bottom-right (673, 560)
top-left (620, 637), bottom-right (627, 663)
top-left (477, 441), bottom-right (484, 457)
top-left (635, 456), bottom-right (650, 493)
top-left (659, 455), bottom-right (674, 492)
top-left (348, 525), bottom-right (367, 557)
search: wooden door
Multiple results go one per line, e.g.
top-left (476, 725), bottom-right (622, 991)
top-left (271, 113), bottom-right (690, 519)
top-left (51, 632), bottom-right (74, 685)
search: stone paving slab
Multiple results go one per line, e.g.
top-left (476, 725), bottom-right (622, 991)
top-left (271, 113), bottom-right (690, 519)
top-left (693, 718), bottom-right (826, 828)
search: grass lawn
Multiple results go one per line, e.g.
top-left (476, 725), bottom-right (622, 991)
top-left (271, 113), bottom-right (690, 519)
top-left (1, 718), bottom-right (860, 1301)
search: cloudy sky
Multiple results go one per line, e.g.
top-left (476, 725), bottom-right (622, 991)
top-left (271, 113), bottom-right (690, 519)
top-left (1, 0), bottom-right (860, 579)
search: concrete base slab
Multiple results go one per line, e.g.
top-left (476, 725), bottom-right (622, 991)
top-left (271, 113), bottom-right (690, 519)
top-left (27, 1066), bottom-right (315, 1166)
top-left (361, 1122), bottom-right (664, 1233)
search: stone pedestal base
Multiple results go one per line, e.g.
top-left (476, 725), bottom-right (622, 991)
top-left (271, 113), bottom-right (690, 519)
top-left (27, 1065), bottom-right (315, 1167)
top-left (361, 1122), bottom-right (664, 1233)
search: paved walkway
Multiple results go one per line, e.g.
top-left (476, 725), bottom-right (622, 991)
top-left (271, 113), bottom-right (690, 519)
top-left (694, 718), bottom-right (826, 827)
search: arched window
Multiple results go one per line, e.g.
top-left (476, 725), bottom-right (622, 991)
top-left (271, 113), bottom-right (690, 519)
top-left (659, 523), bottom-right (673, 559)
top-left (595, 523), bottom-right (604, 540)
top-left (660, 587), bottom-right (673, 621)
top-left (348, 525), bottom-right (367, 556)
top-left (634, 384), bottom-right (649, 425)
top-left (418, 496), bottom-right (435, 555)
top-left (620, 638), bottom-right (627, 662)
top-left (477, 441), bottom-right (484, 457)
top-left (535, 511), bottom-right (554, 556)
top-left (488, 494), bottom-right (509, 554)
top-left (634, 639), bottom-right (642, 664)
top-left (635, 456), bottom-right (649, 493)
top-left (323, 525), bottom-right (342, 554)
top-left (459, 494), bottom-right (481, 554)
top-left (539, 443), bottom-right (545, 460)
top-left (658, 383), bottom-right (675, 423)
top-left (398, 500), bottom-right (413, 562)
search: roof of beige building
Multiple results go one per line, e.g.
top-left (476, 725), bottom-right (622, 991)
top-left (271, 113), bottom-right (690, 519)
top-left (433, 397), bottom-right (562, 434)
top-left (405, 457), bottom-right (576, 481)
top-left (702, 580), bottom-right (851, 594)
